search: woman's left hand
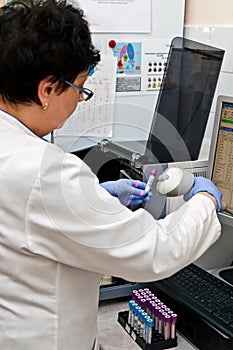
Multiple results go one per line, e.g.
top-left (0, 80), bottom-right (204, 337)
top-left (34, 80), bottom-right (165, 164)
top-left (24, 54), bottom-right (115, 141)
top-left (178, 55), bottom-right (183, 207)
top-left (100, 179), bottom-right (152, 207)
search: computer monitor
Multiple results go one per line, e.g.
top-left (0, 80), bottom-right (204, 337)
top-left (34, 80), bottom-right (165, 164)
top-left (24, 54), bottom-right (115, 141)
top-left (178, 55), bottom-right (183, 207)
top-left (144, 37), bottom-right (225, 164)
top-left (195, 95), bottom-right (233, 269)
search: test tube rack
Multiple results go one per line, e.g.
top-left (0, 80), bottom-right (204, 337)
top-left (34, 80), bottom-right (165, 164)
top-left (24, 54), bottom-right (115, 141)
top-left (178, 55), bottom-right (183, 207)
top-left (118, 310), bottom-right (177, 350)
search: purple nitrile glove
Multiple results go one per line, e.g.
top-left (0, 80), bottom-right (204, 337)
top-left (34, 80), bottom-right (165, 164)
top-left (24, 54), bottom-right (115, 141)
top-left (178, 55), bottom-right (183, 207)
top-left (184, 176), bottom-right (222, 213)
top-left (100, 179), bottom-right (152, 207)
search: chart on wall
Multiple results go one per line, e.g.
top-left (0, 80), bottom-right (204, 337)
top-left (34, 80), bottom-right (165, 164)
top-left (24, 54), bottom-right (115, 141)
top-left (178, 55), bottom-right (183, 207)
top-left (107, 38), bottom-right (171, 94)
top-left (55, 56), bottom-right (117, 137)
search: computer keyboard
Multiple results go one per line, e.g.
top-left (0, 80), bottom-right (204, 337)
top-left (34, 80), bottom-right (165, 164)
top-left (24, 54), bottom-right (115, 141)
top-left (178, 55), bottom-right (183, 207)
top-left (153, 263), bottom-right (233, 339)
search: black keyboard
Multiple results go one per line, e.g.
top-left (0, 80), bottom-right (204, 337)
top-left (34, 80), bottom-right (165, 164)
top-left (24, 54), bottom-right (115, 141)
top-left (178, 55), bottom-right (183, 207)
top-left (153, 264), bottom-right (233, 339)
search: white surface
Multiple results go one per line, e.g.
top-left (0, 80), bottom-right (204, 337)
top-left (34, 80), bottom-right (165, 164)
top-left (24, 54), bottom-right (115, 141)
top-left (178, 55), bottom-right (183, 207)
top-left (75, 0), bottom-right (152, 33)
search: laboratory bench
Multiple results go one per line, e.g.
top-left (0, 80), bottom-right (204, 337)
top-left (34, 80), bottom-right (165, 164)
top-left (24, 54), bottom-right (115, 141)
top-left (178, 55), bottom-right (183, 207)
top-left (97, 299), bottom-right (198, 350)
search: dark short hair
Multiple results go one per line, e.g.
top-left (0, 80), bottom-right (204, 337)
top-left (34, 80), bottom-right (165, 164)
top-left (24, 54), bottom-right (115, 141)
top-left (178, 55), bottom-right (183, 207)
top-left (0, 0), bottom-right (100, 104)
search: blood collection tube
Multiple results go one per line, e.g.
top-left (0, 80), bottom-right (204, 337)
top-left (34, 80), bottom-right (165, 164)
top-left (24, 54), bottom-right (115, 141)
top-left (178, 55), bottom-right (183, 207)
top-left (128, 300), bottom-right (136, 325)
top-left (130, 302), bottom-right (138, 328)
top-left (143, 315), bottom-right (150, 340)
top-left (163, 314), bottom-right (172, 340)
top-left (139, 312), bottom-right (147, 338)
top-left (145, 318), bottom-right (154, 344)
top-left (145, 168), bottom-right (157, 193)
top-left (149, 300), bottom-right (156, 316)
top-left (171, 313), bottom-right (178, 339)
top-left (154, 305), bottom-right (161, 331)
top-left (150, 303), bottom-right (158, 327)
top-left (137, 309), bottom-right (144, 334)
top-left (158, 309), bottom-right (165, 334)
top-left (133, 306), bottom-right (141, 331)
top-left (145, 297), bottom-right (152, 314)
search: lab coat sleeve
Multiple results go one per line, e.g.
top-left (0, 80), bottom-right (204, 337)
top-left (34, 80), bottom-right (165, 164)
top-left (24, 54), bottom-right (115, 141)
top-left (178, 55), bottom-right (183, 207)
top-left (25, 144), bottom-right (221, 282)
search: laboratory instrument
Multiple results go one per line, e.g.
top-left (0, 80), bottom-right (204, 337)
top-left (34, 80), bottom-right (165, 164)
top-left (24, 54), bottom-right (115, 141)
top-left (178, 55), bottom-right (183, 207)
top-left (156, 167), bottom-right (233, 215)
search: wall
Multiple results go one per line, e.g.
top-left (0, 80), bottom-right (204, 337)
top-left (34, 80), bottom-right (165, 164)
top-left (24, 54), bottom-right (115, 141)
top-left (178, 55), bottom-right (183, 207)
top-left (184, 0), bottom-right (233, 156)
top-left (185, 0), bottom-right (233, 26)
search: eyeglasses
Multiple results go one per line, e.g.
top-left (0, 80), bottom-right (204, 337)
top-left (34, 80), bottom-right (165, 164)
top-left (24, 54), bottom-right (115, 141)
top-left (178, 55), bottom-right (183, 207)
top-left (64, 80), bottom-right (94, 101)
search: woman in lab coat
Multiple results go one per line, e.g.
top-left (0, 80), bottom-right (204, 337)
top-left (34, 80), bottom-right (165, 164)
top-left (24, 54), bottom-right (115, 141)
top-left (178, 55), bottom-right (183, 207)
top-left (0, 1), bottom-right (222, 349)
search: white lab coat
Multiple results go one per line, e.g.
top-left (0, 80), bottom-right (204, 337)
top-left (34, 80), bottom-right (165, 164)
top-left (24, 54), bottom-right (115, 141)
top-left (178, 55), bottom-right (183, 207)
top-left (0, 110), bottom-right (221, 350)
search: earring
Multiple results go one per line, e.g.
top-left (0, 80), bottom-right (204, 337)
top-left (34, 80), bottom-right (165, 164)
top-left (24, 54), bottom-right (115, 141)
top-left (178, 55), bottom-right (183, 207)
top-left (42, 102), bottom-right (48, 111)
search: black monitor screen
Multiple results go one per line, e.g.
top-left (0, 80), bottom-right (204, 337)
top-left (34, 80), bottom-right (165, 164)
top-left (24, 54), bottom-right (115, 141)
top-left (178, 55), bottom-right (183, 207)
top-left (144, 37), bottom-right (225, 164)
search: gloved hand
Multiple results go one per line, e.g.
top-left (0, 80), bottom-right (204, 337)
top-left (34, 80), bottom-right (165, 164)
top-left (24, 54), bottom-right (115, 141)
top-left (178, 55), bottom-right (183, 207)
top-left (100, 179), bottom-right (152, 207)
top-left (184, 176), bottom-right (222, 212)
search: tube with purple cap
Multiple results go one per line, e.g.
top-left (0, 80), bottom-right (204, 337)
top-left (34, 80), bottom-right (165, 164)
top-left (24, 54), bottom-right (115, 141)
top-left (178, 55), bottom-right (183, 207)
top-left (171, 313), bottom-right (178, 339)
top-left (145, 168), bottom-right (157, 193)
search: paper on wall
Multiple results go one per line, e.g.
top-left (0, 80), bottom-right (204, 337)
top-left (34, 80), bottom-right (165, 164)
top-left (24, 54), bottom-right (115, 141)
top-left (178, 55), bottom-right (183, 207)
top-left (56, 55), bottom-right (116, 137)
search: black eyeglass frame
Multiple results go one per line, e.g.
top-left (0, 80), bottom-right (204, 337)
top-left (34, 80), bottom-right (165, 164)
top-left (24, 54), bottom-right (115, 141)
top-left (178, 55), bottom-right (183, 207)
top-left (64, 80), bottom-right (94, 101)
